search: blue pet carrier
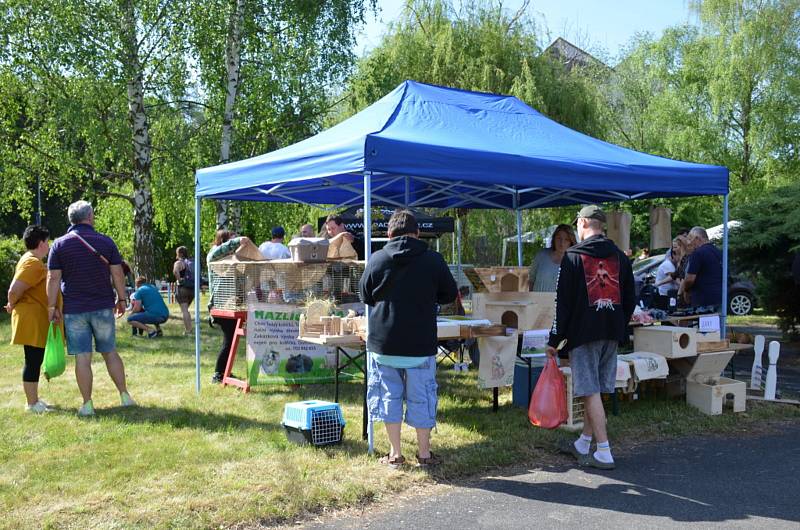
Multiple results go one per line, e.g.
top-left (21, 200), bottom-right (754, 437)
top-left (282, 400), bottom-right (346, 446)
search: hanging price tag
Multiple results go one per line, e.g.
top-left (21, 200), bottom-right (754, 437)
top-left (699, 315), bottom-right (720, 333)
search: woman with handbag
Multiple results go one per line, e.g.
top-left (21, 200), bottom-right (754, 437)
top-left (173, 246), bottom-right (195, 335)
top-left (4, 225), bottom-right (61, 413)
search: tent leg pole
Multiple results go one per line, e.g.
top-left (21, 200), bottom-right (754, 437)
top-left (194, 197), bottom-right (202, 394)
top-left (456, 215), bottom-right (462, 288)
top-left (364, 171), bottom-right (374, 454)
top-left (404, 176), bottom-right (410, 207)
top-left (515, 208), bottom-right (523, 267)
top-left (722, 194), bottom-right (729, 339)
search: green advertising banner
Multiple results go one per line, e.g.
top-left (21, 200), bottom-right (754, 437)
top-left (246, 303), bottom-right (364, 385)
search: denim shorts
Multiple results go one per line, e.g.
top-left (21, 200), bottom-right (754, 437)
top-left (64, 308), bottom-right (117, 355)
top-left (127, 312), bottom-right (168, 325)
top-left (367, 354), bottom-right (438, 429)
top-left (568, 340), bottom-right (618, 397)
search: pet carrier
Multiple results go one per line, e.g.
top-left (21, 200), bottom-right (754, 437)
top-left (282, 400), bottom-right (346, 446)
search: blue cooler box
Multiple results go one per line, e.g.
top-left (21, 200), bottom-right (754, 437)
top-left (512, 356), bottom-right (545, 408)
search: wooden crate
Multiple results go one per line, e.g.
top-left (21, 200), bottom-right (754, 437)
top-left (473, 267), bottom-right (530, 293)
top-left (676, 350), bottom-right (746, 415)
top-left (472, 292), bottom-right (555, 331)
top-left (559, 367), bottom-right (584, 431)
top-left (687, 377), bottom-right (746, 415)
top-left (696, 339), bottom-right (730, 353)
top-left (633, 326), bottom-right (697, 359)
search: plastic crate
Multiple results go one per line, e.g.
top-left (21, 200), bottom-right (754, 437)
top-left (282, 400), bottom-right (346, 446)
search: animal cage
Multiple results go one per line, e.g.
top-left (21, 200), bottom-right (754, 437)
top-left (208, 259), bottom-right (365, 311)
top-left (282, 400), bottom-right (346, 446)
top-left (560, 367), bottom-right (585, 430)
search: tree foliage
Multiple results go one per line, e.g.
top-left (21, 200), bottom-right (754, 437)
top-left (730, 182), bottom-right (800, 334)
top-left (0, 0), bottom-right (372, 278)
top-left (343, 0), bottom-right (608, 264)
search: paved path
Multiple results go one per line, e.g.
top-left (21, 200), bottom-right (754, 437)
top-left (307, 424), bottom-right (800, 529)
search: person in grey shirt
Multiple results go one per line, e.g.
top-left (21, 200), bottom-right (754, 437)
top-left (529, 224), bottom-right (576, 292)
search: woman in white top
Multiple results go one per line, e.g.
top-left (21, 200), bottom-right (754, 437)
top-left (654, 237), bottom-right (685, 295)
top-left (529, 224), bottom-right (577, 292)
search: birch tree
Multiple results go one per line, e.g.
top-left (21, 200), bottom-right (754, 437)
top-left (0, 0), bottom-right (190, 279)
top-left (189, 0), bottom-right (374, 231)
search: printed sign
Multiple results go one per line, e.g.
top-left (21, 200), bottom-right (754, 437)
top-left (246, 302), bottom-right (363, 385)
top-left (477, 334), bottom-right (517, 389)
top-left (520, 329), bottom-right (550, 357)
top-left (699, 315), bottom-right (721, 333)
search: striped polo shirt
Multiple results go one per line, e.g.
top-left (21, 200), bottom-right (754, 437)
top-left (48, 223), bottom-right (123, 314)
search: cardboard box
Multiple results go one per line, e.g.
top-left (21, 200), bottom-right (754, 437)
top-left (288, 238), bottom-right (329, 263)
top-left (676, 350), bottom-right (746, 415)
top-left (633, 326), bottom-right (697, 359)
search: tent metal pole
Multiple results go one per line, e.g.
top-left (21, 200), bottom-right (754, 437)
top-left (452, 218), bottom-right (456, 265)
top-left (456, 215), bottom-right (462, 286)
top-left (721, 194), bottom-right (729, 339)
top-left (514, 191), bottom-right (523, 266)
top-left (404, 176), bottom-right (410, 207)
top-left (363, 171), bottom-right (374, 454)
top-left (194, 197), bottom-right (202, 394)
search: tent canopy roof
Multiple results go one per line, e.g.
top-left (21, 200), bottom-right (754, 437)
top-left (196, 80), bottom-right (728, 209)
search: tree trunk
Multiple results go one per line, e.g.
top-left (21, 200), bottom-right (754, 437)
top-left (121, 0), bottom-right (156, 280)
top-left (216, 0), bottom-right (246, 231)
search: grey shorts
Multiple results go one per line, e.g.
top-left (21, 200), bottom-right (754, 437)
top-left (568, 340), bottom-right (618, 397)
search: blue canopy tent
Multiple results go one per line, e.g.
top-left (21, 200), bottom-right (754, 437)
top-left (194, 80), bottom-right (730, 449)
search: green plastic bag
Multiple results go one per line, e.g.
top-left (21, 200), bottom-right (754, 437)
top-left (43, 323), bottom-right (66, 380)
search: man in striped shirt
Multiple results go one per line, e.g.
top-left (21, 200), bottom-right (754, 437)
top-left (46, 200), bottom-right (136, 417)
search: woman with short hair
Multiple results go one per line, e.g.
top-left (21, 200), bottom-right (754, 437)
top-left (5, 225), bottom-right (62, 413)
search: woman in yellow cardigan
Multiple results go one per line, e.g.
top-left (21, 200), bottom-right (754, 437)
top-left (5, 225), bottom-right (62, 413)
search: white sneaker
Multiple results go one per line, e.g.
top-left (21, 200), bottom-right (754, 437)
top-left (77, 400), bottom-right (95, 417)
top-left (26, 401), bottom-right (49, 414)
top-left (120, 392), bottom-right (137, 407)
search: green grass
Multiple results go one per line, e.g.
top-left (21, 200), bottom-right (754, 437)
top-left (1, 303), bottom-right (798, 529)
top-left (727, 308), bottom-right (780, 327)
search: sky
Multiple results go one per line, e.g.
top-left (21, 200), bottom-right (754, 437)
top-left (355, 0), bottom-right (699, 62)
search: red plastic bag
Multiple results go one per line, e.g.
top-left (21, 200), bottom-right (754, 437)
top-left (528, 356), bottom-right (568, 429)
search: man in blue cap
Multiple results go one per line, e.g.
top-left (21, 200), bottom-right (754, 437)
top-left (258, 226), bottom-right (291, 260)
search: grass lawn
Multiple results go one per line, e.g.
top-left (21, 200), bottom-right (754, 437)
top-left (1, 301), bottom-right (799, 529)
top-left (727, 308), bottom-right (780, 328)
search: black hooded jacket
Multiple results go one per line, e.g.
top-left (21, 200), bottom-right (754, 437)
top-left (358, 236), bottom-right (457, 357)
top-left (547, 234), bottom-right (636, 352)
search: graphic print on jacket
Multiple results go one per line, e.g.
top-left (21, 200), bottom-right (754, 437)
top-left (580, 254), bottom-right (620, 310)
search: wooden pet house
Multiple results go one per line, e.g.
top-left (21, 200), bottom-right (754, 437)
top-left (472, 292), bottom-right (555, 331)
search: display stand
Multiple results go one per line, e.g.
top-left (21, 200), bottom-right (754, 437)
top-left (210, 308), bottom-right (250, 393)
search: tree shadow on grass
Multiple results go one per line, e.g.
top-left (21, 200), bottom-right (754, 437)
top-left (83, 404), bottom-right (283, 433)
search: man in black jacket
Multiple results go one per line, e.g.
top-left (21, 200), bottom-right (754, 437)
top-left (359, 210), bottom-right (457, 468)
top-left (546, 205), bottom-right (636, 470)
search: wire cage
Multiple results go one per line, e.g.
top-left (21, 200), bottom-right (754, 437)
top-left (208, 259), bottom-right (365, 311)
